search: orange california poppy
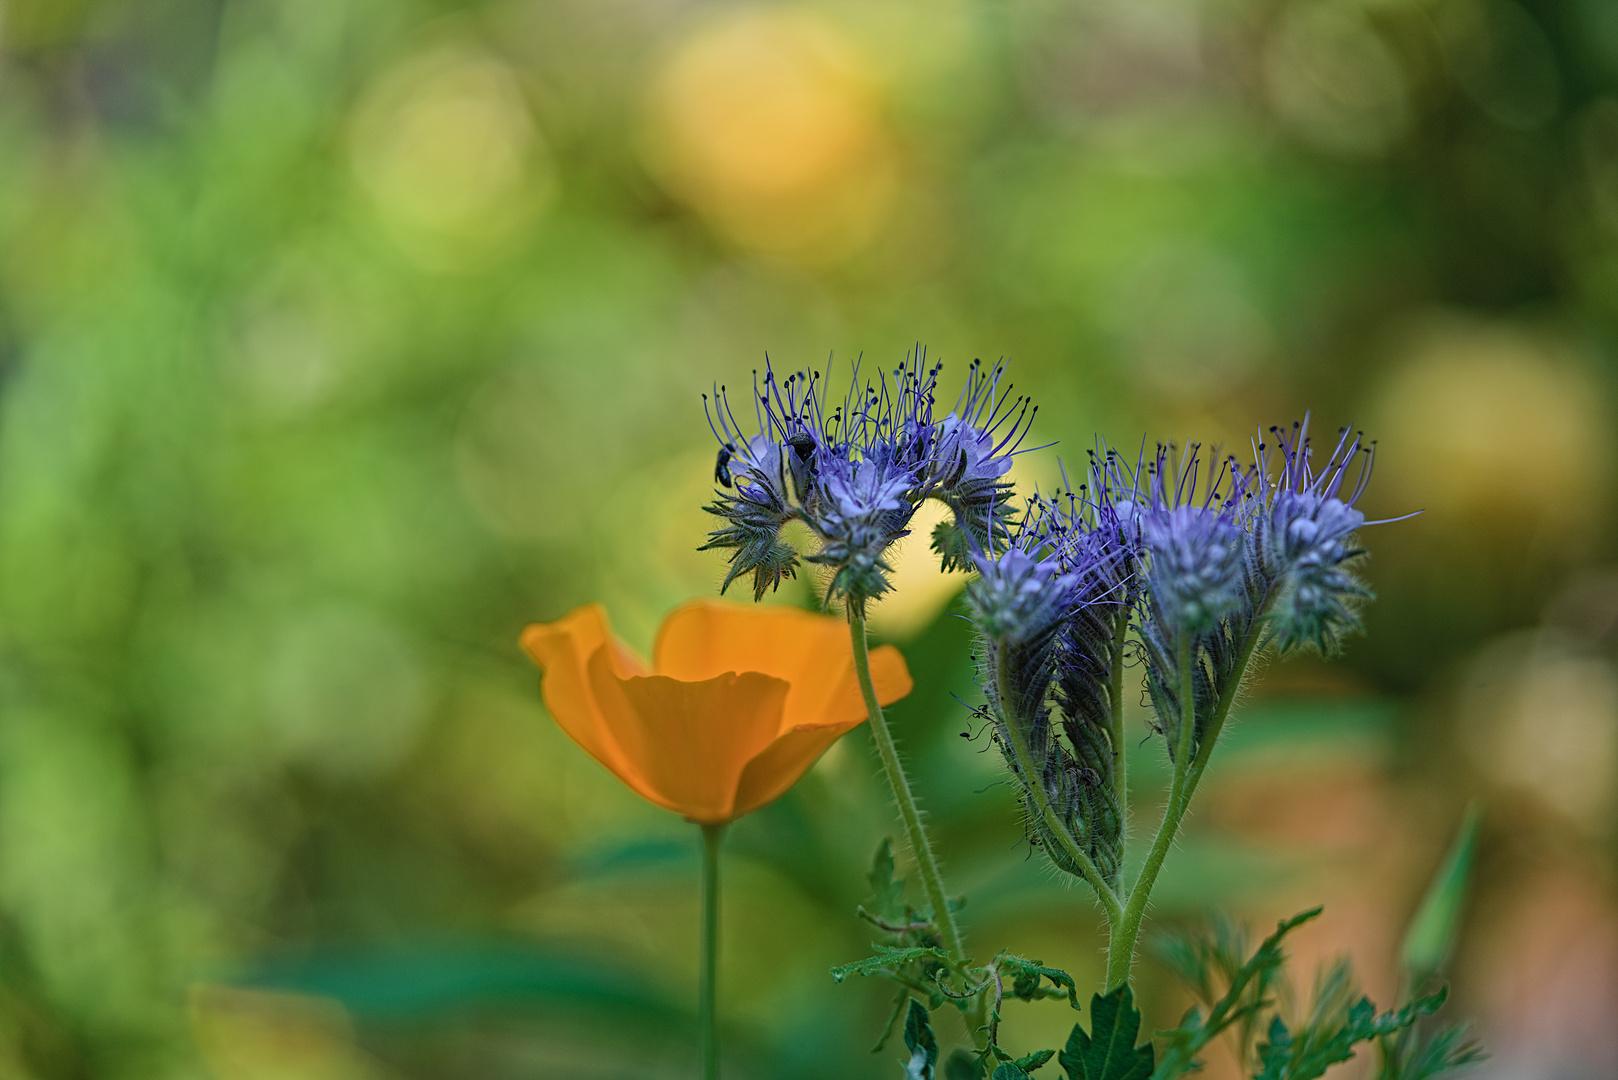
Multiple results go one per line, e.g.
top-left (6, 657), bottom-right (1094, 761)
top-left (520, 599), bottom-right (912, 824)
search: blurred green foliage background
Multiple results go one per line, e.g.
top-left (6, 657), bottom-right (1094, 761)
top-left (0, 0), bottom-right (1616, 1076)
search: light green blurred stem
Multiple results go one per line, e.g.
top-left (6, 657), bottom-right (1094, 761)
top-left (848, 610), bottom-right (984, 1045)
top-left (995, 650), bottom-right (1122, 924)
top-left (1105, 617), bottom-right (1267, 990)
top-left (700, 822), bottom-right (724, 1080)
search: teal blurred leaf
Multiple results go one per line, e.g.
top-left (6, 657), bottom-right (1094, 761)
top-left (867, 837), bottom-right (907, 920)
top-left (239, 941), bottom-right (683, 1023)
top-left (1059, 985), bottom-right (1153, 1080)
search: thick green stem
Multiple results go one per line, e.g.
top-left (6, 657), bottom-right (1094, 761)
top-left (848, 610), bottom-right (985, 1042)
top-left (995, 651), bottom-right (1122, 923)
top-left (1104, 615), bottom-right (1270, 990)
top-left (700, 823), bottom-right (724, 1080)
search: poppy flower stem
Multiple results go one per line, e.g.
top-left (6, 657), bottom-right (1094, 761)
top-left (699, 821), bottom-right (725, 1080)
top-left (849, 609), bottom-right (986, 1044)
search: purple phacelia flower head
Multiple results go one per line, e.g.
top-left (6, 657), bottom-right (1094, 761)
top-left (1087, 440), bottom-right (1250, 639)
top-left (806, 449), bottom-right (920, 612)
top-left (967, 542), bottom-right (1080, 651)
top-left (1250, 418), bottom-right (1387, 654)
top-left (703, 350), bottom-right (1053, 612)
top-left (926, 359), bottom-right (1041, 572)
top-left (1142, 504), bottom-right (1245, 636)
top-left (703, 354), bottom-right (942, 611)
top-left (701, 362), bottom-right (834, 600)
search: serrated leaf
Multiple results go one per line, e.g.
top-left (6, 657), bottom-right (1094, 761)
top-left (1378, 1021), bottom-right (1486, 1080)
top-left (869, 838), bottom-right (906, 920)
top-left (1402, 805), bottom-right (1481, 979)
top-left (1255, 989), bottom-right (1447, 1080)
top-left (905, 999), bottom-right (939, 1080)
top-left (1060, 985), bottom-right (1154, 1080)
top-left (945, 1049), bottom-right (987, 1080)
top-left (1015, 1049), bottom-right (1056, 1072)
top-left (1154, 908), bottom-right (1323, 1078)
top-left (832, 944), bottom-right (950, 982)
top-left (993, 1065), bottom-right (1033, 1080)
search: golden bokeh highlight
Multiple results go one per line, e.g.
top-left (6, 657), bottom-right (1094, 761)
top-left (1372, 317), bottom-right (1612, 548)
top-left (644, 9), bottom-right (898, 262)
top-left (1460, 631), bottom-right (1618, 831)
top-left (866, 498), bottom-right (970, 641)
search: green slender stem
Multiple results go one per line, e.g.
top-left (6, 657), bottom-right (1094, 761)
top-left (700, 822), bottom-right (724, 1080)
top-left (849, 609), bottom-right (987, 1046)
top-left (995, 651), bottom-right (1122, 922)
top-left (1104, 614), bottom-right (1270, 990)
top-left (849, 610), bottom-right (964, 962)
top-left (1105, 635), bottom-right (1194, 990)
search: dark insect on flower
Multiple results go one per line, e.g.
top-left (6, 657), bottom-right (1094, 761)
top-left (714, 443), bottom-right (736, 488)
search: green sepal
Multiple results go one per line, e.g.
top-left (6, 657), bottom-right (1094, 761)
top-left (904, 999), bottom-right (939, 1080)
top-left (1059, 985), bottom-right (1154, 1080)
top-left (931, 518), bottom-right (976, 574)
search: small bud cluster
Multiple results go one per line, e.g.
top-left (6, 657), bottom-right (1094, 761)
top-left (701, 354), bottom-right (1037, 613)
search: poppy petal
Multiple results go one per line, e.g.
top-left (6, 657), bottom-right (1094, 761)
top-left (730, 718), bottom-right (867, 819)
top-left (653, 600), bottom-right (912, 734)
top-left (783, 641), bottom-right (913, 732)
top-left (519, 605), bottom-right (651, 793)
top-left (586, 648), bottom-right (790, 823)
top-left (653, 600), bottom-right (846, 685)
